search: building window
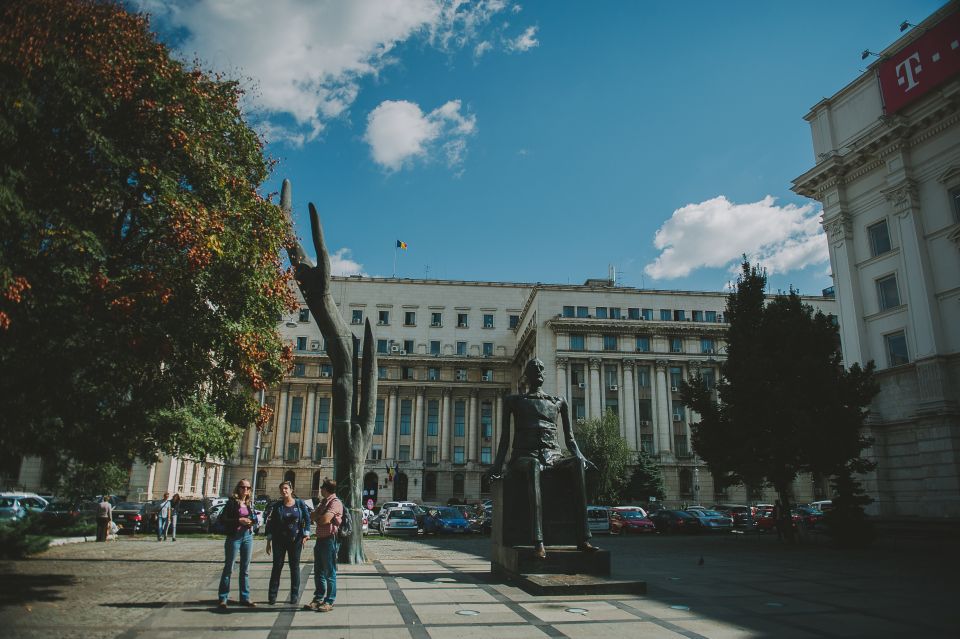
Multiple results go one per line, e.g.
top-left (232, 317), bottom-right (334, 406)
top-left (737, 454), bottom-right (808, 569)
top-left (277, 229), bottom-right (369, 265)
top-left (640, 434), bottom-right (654, 454)
top-left (457, 313), bottom-right (469, 328)
top-left (705, 310), bottom-right (717, 322)
top-left (603, 334), bottom-right (617, 351)
top-left (951, 187), bottom-right (960, 223)
top-left (430, 340), bottom-right (441, 356)
top-left (293, 363), bottom-right (306, 377)
top-left (483, 342), bottom-right (494, 357)
top-left (701, 337), bottom-right (715, 354)
top-left (398, 445), bottom-right (410, 462)
top-left (378, 310), bottom-right (389, 325)
top-left (576, 306), bottom-right (589, 318)
top-left (368, 444), bottom-right (382, 461)
top-left (317, 397), bottom-right (330, 433)
top-left (670, 337), bottom-right (683, 353)
top-left (423, 472), bottom-right (437, 497)
top-left (455, 368), bottom-right (467, 381)
top-left (660, 309), bottom-right (672, 321)
top-left (402, 366), bottom-right (414, 380)
top-left (595, 307), bottom-right (608, 319)
top-left (604, 365), bottom-right (618, 388)
top-left (483, 313), bottom-right (494, 328)
top-left (481, 447), bottom-right (492, 464)
top-left (481, 401), bottom-right (493, 439)
top-left (570, 334), bottom-right (585, 351)
top-left (702, 368), bottom-right (716, 391)
top-left (298, 308), bottom-right (310, 322)
top-left (563, 305), bottom-right (575, 318)
top-left (296, 336), bottom-right (307, 351)
top-left (642, 308), bottom-right (653, 321)
top-left (876, 274), bottom-right (901, 311)
top-left (868, 219), bottom-right (892, 257)
top-left (509, 314), bottom-right (520, 328)
top-left (427, 400), bottom-right (439, 436)
top-left (670, 367), bottom-right (682, 389)
top-left (374, 399), bottom-right (384, 434)
top-left (403, 339), bottom-right (414, 353)
top-left (571, 364), bottom-right (584, 386)
top-left (637, 366), bottom-right (651, 388)
top-left (259, 446), bottom-right (271, 462)
top-left (431, 312), bottom-right (442, 327)
top-left (315, 443), bottom-right (328, 460)
top-left (453, 472), bottom-right (465, 494)
top-left (672, 403), bottom-right (685, 422)
top-left (404, 311), bottom-right (416, 326)
top-left (286, 443), bottom-right (299, 461)
top-left (454, 401), bottom-right (466, 437)
top-left (692, 310), bottom-right (703, 322)
top-left (885, 331), bottom-right (909, 367)
top-left (674, 435), bottom-right (689, 458)
top-left (426, 446), bottom-right (438, 464)
top-left (679, 468), bottom-right (693, 494)
top-left (628, 307), bottom-right (640, 320)
top-left (638, 398), bottom-right (652, 421)
top-left (610, 307), bottom-right (621, 319)
top-left (482, 368), bottom-right (493, 382)
top-left (400, 399), bottom-right (412, 435)
top-left (320, 364), bottom-right (332, 377)
top-left (674, 310), bottom-right (686, 321)
top-left (377, 339), bottom-right (388, 354)
top-left (289, 396), bottom-right (303, 432)
top-left (456, 341), bottom-right (467, 356)
top-left (351, 309), bottom-right (363, 325)
top-left (454, 447), bottom-right (465, 465)
top-left (428, 367), bottom-right (440, 381)
top-left (636, 336), bottom-right (650, 352)
top-left (572, 397), bottom-right (585, 420)
top-left (378, 366), bottom-right (388, 380)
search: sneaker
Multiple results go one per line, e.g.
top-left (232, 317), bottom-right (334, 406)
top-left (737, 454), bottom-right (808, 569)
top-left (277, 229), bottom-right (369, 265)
top-left (288, 594), bottom-right (299, 605)
top-left (268, 598), bottom-right (276, 605)
top-left (318, 602), bottom-right (333, 612)
top-left (304, 600), bottom-right (322, 611)
top-left (240, 600), bottom-right (256, 608)
top-left (217, 601), bottom-right (228, 609)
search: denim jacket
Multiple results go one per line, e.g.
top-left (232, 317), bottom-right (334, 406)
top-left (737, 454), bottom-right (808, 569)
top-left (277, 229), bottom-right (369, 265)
top-left (265, 498), bottom-right (311, 541)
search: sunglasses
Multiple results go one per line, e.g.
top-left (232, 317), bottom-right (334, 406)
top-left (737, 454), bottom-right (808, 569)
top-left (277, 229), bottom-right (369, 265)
top-left (240, 485), bottom-right (251, 490)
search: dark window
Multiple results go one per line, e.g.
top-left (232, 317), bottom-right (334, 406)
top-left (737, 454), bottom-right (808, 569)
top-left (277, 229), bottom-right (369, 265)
top-left (570, 334), bottom-right (585, 351)
top-left (885, 331), bottom-right (909, 366)
top-left (876, 274), bottom-right (901, 310)
top-left (595, 307), bottom-right (608, 319)
top-left (427, 400), bottom-right (439, 436)
top-left (636, 336), bottom-right (650, 352)
top-left (431, 312), bottom-right (442, 327)
top-left (457, 313), bottom-right (468, 328)
top-left (454, 401), bottom-right (465, 437)
top-left (576, 306), bottom-right (589, 318)
top-left (509, 314), bottom-right (520, 328)
top-left (628, 307), bottom-right (640, 320)
top-left (404, 311), bottom-right (416, 326)
top-left (317, 397), bottom-right (329, 433)
top-left (351, 309), bottom-right (363, 324)
top-left (483, 342), bottom-right (493, 356)
top-left (378, 310), bottom-right (389, 325)
top-left (289, 396), bottom-right (303, 432)
top-left (483, 314), bottom-right (494, 328)
top-left (868, 220), bottom-right (892, 257)
top-left (400, 399), bottom-right (412, 435)
top-left (374, 399), bottom-right (384, 434)
top-left (603, 334), bottom-right (617, 351)
top-left (563, 305), bottom-right (575, 318)
top-left (299, 308), bottom-right (310, 322)
top-left (430, 340), bottom-right (441, 355)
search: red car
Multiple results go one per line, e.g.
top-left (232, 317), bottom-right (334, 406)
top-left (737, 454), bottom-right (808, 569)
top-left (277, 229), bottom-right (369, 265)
top-left (753, 510), bottom-right (801, 533)
top-left (610, 509), bottom-right (656, 534)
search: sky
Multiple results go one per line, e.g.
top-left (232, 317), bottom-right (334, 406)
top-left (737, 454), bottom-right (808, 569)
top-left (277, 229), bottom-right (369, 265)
top-left (134, 0), bottom-right (944, 295)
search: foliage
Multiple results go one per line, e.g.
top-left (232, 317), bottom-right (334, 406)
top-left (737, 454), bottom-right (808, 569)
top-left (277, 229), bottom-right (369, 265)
top-left (682, 259), bottom-right (879, 517)
top-left (824, 464), bottom-right (876, 548)
top-left (627, 449), bottom-right (666, 503)
top-left (56, 461), bottom-right (130, 502)
top-left (0, 515), bottom-right (51, 558)
top-left (0, 0), bottom-right (296, 469)
top-left (574, 410), bottom-right (633, 505)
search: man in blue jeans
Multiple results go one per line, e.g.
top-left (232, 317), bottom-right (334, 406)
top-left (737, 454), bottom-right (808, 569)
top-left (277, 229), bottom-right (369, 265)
top-left (305, 479), bottom-right (343, 612)
top-left (156, 492), bottom-right (171, 541)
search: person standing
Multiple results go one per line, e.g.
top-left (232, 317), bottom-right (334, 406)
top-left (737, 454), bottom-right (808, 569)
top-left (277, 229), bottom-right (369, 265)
top-left (169, 494), bottom-right (181, 541)
top-left (95, 496), bottom-right (113, 542)
top-left (305, 479), bottom-right (342, 612)
top-left (217, 479), bottom-right (259, 609)
top-left (265, 481), bottom-right (311, 605)
top-left (156, 492), bottom-right (171, 542)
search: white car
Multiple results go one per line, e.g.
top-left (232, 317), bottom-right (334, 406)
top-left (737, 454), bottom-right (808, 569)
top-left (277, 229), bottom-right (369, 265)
top-left (382, 508), bottom-right (418, 536)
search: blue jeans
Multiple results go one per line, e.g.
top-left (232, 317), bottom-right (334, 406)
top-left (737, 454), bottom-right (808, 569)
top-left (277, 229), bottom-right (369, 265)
top-left (219, 530), bottom-right (253, 603)
top-left (156, 515), bottom-right (168, 540)
top-left (269, 536), bottom-right (303, 603)
top-left (312, 536), bottom-right (338, 604)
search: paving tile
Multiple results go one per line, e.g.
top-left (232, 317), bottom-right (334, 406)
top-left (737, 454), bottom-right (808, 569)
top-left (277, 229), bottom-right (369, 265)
top-left (518, 600), bottom-right (639, 623)
top-left (412, 601), bottom-right (527, 626)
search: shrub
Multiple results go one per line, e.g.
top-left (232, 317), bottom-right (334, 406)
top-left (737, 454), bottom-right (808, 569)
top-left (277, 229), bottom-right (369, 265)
top-left (0, 515), bottom-right (51, 558)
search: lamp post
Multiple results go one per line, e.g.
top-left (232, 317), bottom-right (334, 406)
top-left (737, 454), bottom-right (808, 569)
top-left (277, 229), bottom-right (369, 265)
top-left (693, 455), bottom-right (701, 507)
top-left (250, 388), bottom-right (264, 504)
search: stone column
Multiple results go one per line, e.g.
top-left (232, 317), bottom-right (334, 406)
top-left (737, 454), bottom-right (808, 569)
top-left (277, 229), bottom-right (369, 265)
top-left (468, 390), bottom-right (479, 462)
top-left (494, 390), bottom-right (504, 457)
top-left (440, 389), bottom-right (451, 461)
top-left (386, 387), bottom-right (399, 460)
top-left (588, 357), bottom-right (602, 419)
top-left (555, 357), bottom-right (569, 399)
top-left (622, 359), bottom-right (638, 451)
top-left (274, 386), bottom-right (289, 460)
top-left (654, 360), bottom-right (672, 455)
top-left (413, 387), bottom-right (425, 460)
top-left (303, 385), bottom-right (316, 460)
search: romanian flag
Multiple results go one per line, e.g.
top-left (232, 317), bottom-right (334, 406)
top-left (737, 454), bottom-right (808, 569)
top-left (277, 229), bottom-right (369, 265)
top-left (396, 240), bottom-right (408, 250)
top-left (386, 463), bottom-right (393, 482)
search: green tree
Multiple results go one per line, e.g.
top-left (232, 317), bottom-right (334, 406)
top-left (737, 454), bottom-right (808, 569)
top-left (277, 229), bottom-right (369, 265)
top-left (0, 1), bottom-right (294, 474)
top-left (57, 462), bottom-right (129, 502)
top-left (626, 449), bottom-right (666, 504)
top-left (574, 410), bottom-right (632, 505)
top-left (682, 260), bottom-right (878, 537)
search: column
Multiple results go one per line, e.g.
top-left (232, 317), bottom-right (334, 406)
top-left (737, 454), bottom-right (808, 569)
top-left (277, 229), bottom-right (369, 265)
top-left (440, 390), bottom-right (451, 461)
top-left (386, 387), bottom-right (399, 460)
top-left (413, 387), bottom-right (425, 460)
top-left (274, 386), bottom-right (289, 460)
top-left (494, 390), bottom-right (504, 454)
top-left (555, 357), bottom-right (568, 399)
top-left (622, 359), bottom-right (638, 451)
top-left (303, 385), bottom-right (316, 460)
top-left (467, 390), bottom-right (479, 462)
top-left (654, 360), bottom-right (672, 455)
top-left (146, 463), bottom-right (157, 500)
top-left (588, 358), bottom-right (602, 419)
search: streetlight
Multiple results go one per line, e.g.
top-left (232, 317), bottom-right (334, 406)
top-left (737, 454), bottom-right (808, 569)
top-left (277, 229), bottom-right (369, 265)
top-left (693, 455), bottom-right (701, 507)
top-left (250, 388), bottom-right (264, 504)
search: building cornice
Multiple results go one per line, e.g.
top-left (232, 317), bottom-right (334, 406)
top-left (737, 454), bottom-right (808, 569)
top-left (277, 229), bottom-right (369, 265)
top-left (546, 317), bottom-right (728, 336)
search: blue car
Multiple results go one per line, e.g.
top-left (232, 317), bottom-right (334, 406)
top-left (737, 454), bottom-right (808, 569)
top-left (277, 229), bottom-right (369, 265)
top-left (423, 507), bottom-right (471, 534)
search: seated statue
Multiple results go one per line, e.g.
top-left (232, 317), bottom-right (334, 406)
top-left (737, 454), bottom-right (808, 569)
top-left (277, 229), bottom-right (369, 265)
top-left (487, 358), bottom-right (598, 559)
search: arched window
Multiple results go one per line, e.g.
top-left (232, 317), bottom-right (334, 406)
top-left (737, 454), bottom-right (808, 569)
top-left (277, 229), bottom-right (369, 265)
top-left (284, 470), bottom-right (296, 489)
top-left (255, 470), bottom-right (267, 493)
top-left (479, 472), bottom-right (491, 496)
top-left (363, 472), bottom-right (379, 506)
top-left (453, 473), bottom-right (465, 497)
top-left (312, 471), bottom-right (323, 500)
top-left (423, 472), bottom-right (437, 499)
top-left (393, 473), bottom-right (408, 501)
top-left (679, 468), bottom-right (693, 497)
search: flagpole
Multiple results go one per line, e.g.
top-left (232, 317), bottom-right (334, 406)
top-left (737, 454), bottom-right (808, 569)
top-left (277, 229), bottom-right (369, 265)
top-left (393, 243), bottom-right (397, 278)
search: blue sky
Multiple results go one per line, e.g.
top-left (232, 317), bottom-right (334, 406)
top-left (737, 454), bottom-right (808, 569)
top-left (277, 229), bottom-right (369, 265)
top-left (137, 0), bottom-right (942, 295)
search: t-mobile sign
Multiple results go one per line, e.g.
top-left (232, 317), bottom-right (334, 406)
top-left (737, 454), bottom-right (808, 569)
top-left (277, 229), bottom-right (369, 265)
top-left (879, 10), bottom-right (960, 114)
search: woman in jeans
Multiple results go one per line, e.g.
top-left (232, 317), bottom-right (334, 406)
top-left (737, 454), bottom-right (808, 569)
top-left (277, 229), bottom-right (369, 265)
top-left (169, 493), bottom-right (181, 541)
top-left (265, 481), bottom-right (311, 605)
top-left (217, 479), bottom-right (259, 609)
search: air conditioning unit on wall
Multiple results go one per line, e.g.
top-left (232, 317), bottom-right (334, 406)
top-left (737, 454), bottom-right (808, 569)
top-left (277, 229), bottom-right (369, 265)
top-left (608, 385), bottom-right (618, 391)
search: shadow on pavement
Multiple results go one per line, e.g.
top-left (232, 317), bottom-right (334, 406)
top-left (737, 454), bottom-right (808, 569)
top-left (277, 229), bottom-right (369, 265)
top-left (0, 573), bottom-right (77, 607)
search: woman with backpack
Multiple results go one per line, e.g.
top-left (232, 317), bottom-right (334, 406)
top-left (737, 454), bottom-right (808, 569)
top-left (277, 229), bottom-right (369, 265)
top-left (217, 479), bottom-right (259, 609)
top-left (265, 481), bottom-right (311, 605)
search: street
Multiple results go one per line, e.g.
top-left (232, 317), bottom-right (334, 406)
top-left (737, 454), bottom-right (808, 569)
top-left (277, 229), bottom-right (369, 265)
top-left (0, 532), bottom-right (957, 638)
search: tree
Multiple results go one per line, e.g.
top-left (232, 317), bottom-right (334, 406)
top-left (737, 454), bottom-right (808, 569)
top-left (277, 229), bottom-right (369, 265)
top-left (281, 180), bottom-right (377, 564)
top-left (58, 462), bottom-right (129, 502)
top-left (574, 410), bottom-right (632, 505)
top-left (682, 260), bottom-right (878, 539)
top-left (0, 1), bottom-right (294, 474)
top-left (627, 449), bottom-right (666, 504)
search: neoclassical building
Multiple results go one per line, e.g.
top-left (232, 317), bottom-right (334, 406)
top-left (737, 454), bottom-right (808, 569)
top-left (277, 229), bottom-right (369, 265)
top-left (792, 2), bottom-right (960, 517)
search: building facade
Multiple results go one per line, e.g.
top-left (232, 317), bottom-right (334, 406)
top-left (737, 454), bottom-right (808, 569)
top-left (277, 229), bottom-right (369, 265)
top-left (792, 2), bottom-right (960, 517)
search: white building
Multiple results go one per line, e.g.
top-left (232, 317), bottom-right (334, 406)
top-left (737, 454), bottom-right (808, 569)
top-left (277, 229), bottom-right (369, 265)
top-left (792, 2), bottom-right (960, 517)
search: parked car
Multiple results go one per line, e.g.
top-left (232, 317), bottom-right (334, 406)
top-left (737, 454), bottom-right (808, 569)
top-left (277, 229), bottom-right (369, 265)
top-left (382, 508), bottom-right (418, 536)
top-left (423, 506), bottom-right (471, 534)
top-left (610, 509), bottom-right (656, 534)
top-left (0, 497), bottom-right (27, 521)
top-left (712, 504), bottom-right (755, 526)
top-left (368, 510), bottom-right (386, 534)
top-left (586, 506), bottom-right (611, 534)
top-left (112, 502), bottom-right (146, 534)
top-left (809, 500), bottom-right (834, 513)
top-left (795, 506), bottom-right (824, 529)
top-left (175, 499), bottom-right (209, 533)
top-left (753, 510), bottom-right (801, 533)
top-left (648, 509), bottom-right (702, 534)
top-left (687, 509), bottom-right (734, 532)
top-left (0, 492), bottom-right (49, 514)
top-left (39, 500), bottom-right (85, 528)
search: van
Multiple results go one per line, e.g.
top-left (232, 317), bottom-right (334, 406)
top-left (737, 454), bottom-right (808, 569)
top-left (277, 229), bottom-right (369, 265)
top-left (586, 506), bottom-right (611, 534)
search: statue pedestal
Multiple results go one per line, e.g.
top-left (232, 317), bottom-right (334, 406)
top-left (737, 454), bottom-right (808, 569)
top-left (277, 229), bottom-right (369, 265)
top-left (492, 544), bottom-right (611, 576)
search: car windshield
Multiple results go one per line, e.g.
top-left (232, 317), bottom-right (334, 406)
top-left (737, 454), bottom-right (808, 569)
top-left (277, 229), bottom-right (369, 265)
top-left (390, 510), bottom-right (414, 519)
top-left (701, 510), bottom-right (723, 517)
top-left (620, 511), bottom-right (644, 519)
top-left (180, 501), bottom-right (204, 513)
top-left (0, 498), bottom-right (16, 508)
top-left (587, 509), bottom-right (607, 519)
top-left (114, 502), bottom-right (140, 510)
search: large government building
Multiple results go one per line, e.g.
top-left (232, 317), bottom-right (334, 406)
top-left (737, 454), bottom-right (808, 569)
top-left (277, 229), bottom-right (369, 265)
top-left (792, 2), bottom-right (960, 517)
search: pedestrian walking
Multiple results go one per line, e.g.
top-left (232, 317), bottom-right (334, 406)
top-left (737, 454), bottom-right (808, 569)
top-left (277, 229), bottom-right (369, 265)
top-left (265, 481), bottom-right (311, 605)
top-left (217, 479), bottom-right (259, 609)
top-left (95, 496), bottom-right (113, 542)
top-left (156, 492), bottom-right (171, 542)
top-left (304, 479), bottom-right (343, 612)
top-left (169, 493), bottom-right (181, 541)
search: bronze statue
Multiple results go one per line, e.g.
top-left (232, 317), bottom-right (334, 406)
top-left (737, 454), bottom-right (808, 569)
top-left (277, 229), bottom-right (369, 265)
top-left (488, 358), bottom-right (598, 558)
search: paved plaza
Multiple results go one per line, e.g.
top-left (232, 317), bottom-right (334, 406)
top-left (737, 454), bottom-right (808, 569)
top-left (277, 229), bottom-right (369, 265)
top-left (0, 532), bottom-right (957, 638)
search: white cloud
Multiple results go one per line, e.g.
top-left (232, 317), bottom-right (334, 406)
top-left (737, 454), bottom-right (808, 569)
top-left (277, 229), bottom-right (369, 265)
top-left (473, 40), bottom-right (493, 60)
top-left (507, 25), bottom-right (539, 52)
top-left (328, 248), bottom-right (365, 277)
top-left (364, 99), bottom-right (476, 171)
top-left (643, 196), bottom-right (828, 280)
top-left (137, 0), bottom-right (531, 145)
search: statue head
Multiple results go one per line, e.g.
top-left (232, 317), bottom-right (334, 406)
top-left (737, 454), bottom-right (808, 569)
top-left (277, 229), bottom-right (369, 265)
top-left (523, 358), bottom-right (545, 391)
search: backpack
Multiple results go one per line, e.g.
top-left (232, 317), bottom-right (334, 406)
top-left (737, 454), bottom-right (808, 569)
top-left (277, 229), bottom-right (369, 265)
top-left (337, 500), bottom-right (353, 540)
